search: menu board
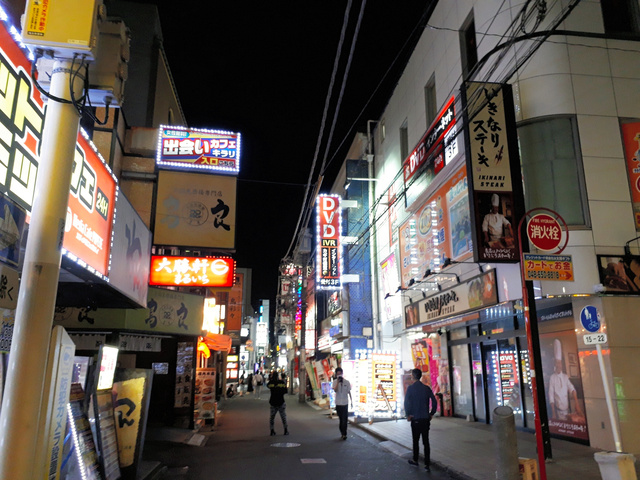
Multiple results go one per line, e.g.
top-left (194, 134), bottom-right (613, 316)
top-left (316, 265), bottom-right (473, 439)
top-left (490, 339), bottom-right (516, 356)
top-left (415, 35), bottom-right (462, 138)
top-left (65, 384), bottom-right (101, 480)
top-left (194, 368), bottom-right (216, 420)
top-left (94, 391), bottom-right (121, 480)
top-left (371, 353), bottom-right (397, 410)
top-left (175, 342), bottom-right (194, 407)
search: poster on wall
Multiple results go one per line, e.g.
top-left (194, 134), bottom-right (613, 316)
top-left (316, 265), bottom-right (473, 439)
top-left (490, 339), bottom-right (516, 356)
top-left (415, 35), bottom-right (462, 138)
top-left (380, 252), bottom-right (401, 321)
top-left (398, 165), bottom-right (472, 288)
top-left (463, 82), bottom-right (523, 263)
top-left (539, 330), bottom-right (588, 441)
top-left (194, 368), bottom-right (216, 420)
top-left (620, 122), bottom-right (640, 229)
top-left (596, 254), bottom-right (640, 293)
top-left (175, 342), bottom-right (194, 408)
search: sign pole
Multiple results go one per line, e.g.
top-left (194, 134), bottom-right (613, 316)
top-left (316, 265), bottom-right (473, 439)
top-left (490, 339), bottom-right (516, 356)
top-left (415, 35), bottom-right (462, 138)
top-left (596, 343), bottom-right (622, 452)
top-left (0, 61), bottom-right (83, 478)
top-left (518, 211), bottom-right (555, 480)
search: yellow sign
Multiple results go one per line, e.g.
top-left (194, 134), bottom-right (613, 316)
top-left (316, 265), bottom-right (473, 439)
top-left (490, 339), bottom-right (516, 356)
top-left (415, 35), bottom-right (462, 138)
top-left (154, 171), bottom-right (236, 249)
top-left (113, 377), bottom-right (146, 467)
top-left (524, 254), bottom-right (574, 281)
top-left (25, 0), bottom-right (50, 37)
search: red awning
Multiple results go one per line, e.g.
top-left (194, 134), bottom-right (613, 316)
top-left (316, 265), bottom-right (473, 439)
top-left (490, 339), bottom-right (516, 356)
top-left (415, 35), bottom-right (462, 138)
top-left (203, 333), bottom-right (232, 353)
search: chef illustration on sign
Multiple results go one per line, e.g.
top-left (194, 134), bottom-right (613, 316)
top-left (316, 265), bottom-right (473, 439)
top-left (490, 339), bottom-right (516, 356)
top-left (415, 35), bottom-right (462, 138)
top-left (482, 193), bottom-right (514, 248)
top-left (547, 338), bottom-right (584, 422)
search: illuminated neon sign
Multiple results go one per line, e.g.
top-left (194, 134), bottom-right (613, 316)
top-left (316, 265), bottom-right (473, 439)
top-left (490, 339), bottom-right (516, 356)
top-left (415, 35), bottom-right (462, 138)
top-left (149, 255), bottom-right (235, 287)
top-left (157, 125), bottom-right (241, 174)
top-left (316, 194), bottom-right (342, 290)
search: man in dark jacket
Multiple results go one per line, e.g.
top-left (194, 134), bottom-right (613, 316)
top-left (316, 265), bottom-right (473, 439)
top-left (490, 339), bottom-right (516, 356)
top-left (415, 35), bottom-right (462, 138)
top-left (404, 368), bottom-right (437, 471)
top-left (267, 371), bottom-right (289, 436)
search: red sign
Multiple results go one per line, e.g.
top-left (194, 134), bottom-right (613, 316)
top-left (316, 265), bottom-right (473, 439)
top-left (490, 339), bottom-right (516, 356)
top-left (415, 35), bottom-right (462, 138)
top-left (621, 122), bottom-right (640, 228)
top-left (149, 256), bottom-right (235, 287)
top-left (403, 97), bottom-right (455, 182)
top-left (316, 194), bottom-right (342, 289)
top-left (527, 214), bottom-right (562, 251)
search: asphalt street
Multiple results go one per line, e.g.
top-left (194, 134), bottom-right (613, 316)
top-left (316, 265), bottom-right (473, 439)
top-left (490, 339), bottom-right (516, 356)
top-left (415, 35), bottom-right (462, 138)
top-left (142, 393), bottom-right (462, 479)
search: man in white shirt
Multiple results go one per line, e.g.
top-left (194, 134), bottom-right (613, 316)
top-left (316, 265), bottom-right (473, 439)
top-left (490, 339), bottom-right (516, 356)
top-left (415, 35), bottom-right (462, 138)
top-left (332, 367), bottom-right (353, 440)
top-left (482, 193), bottom-right (513, 247)
top-left (548, 339), bottom-right (583, 420)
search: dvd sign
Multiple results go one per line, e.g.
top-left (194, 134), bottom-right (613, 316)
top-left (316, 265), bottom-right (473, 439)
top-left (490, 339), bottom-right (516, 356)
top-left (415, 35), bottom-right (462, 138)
top-left (316, 194), bottom-right (342, 290)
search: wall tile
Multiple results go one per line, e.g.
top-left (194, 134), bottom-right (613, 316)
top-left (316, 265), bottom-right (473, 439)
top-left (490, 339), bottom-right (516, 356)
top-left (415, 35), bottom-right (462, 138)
top-left (573, 75), bottom-right (617, 116)
top-left (583, 156), bottom-right (632, 202)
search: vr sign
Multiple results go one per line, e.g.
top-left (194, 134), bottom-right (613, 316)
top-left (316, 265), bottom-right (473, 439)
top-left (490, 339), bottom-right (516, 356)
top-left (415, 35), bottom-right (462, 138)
top-left (316, 194), bottom-right (342, 290)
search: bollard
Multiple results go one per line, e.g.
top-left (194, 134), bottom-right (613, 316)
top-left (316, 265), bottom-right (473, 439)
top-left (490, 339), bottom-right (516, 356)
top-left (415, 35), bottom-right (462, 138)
top-left (493, 406), bottom-right (520, 480)
top-left (594, 452), bottom-right (637, 480)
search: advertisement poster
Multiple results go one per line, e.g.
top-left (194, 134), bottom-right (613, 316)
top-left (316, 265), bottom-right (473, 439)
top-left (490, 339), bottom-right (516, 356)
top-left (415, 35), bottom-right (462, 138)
top-left (464, 82), bottom-right (521, 262)
top-left (597, 254), bottom-right (640, 293)
top-left (194, 368), bottom-right (216, 419)
top-left (316, 194), bottom-right (342, 290)
top-left (113, 377), bottom-right (146, 468)
top-left (540, 330), bottom-right (588, 441)
top-left (398, 165), bottom-right (472, 288)
top-left (371, 353), bottom-right (397, 411)
top-left (0, 194), bottom-right (26, 268)
top-left (620, 122), bottom-right (640, 229)
top-left (65, 385), bottom-right (101, 480)
top-left (154, 170), bottom-right (236, 249)
top-left (175, 342), bottom-right (194, 408)
top-left (227, 272), bottom-right (244, 332)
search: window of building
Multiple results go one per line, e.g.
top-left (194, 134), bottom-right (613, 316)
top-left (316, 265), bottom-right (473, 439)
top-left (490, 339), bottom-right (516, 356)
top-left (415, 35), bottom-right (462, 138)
top-left (424, 74), bottom-right (437, 129)
top-left (517, 116), bottom-right (589, 226)
top-left (601, 0), bottom-right (640, 35)
top-left (400, 120), bottom-right (409, 162)
top-left (460, 12), bottom-right (478, 80)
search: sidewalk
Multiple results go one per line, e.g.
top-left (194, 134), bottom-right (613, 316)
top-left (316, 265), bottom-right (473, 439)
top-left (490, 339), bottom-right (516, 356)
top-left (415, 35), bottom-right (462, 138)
top-left (350, 413), bottom-right (609, 480)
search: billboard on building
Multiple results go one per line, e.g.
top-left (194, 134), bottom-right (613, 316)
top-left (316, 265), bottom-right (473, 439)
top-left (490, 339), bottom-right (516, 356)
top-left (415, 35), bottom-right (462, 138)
top-left (227, 272), bottom-right (243, 332)
top-left (398, 165), bottom-right (473, 288)
top-left (463, 82), bottom-right (523, 263)
top-left (620, 122), bottom-right (640, 229)
top-left (157, 125), bottom-right (241, 175)
top-left (316, 194), bottom-right (342, 290)
top-left (0, 21), bottom-right (117, 280)
top-left (154, 170), bottom-right (236, 249)
top-left (149, 255), bottom-right (235, 288)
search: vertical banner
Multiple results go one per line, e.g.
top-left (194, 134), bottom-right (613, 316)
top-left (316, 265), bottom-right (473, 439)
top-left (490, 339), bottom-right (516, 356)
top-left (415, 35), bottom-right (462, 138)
top-left (463, 82), bottom-right (523, 262)
top-left (620, 122), bottom-right (640, 229)
top-left (316, 194), bottom-right (342, 290)
top-left (113, 377), bottom-right (145, 468)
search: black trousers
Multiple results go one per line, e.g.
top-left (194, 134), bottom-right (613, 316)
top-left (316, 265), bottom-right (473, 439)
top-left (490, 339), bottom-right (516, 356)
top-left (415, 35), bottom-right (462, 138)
top-left (410, 418), bottom-right (431, 465)
top-left (336, 405), bottom-right (348, 436)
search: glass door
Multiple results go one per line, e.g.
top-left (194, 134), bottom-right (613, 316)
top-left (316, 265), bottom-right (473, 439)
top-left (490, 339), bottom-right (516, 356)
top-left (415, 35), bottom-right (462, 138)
top-left (497, 338), bottom-right (524, 427)
top-left (470, 342), bottom-right (487, 423)
top-left (482, 342), bottom-right (500, 417)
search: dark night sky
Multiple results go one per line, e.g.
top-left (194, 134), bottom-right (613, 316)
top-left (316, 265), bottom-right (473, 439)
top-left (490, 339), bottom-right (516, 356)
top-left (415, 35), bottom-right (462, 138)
top-left (147, 2), bottom-right (432, 308)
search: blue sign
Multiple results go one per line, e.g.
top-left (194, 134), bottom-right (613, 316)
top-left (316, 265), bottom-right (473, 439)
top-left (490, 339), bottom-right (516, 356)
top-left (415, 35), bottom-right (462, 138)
top-left (580, 306), bottom-right (600, 332)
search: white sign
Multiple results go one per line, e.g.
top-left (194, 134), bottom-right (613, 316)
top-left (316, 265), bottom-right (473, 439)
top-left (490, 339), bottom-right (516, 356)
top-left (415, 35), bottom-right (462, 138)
top-left (256, 322), bottom-right (268, 347)
top-left (584, 333), bottom-right (607, 345)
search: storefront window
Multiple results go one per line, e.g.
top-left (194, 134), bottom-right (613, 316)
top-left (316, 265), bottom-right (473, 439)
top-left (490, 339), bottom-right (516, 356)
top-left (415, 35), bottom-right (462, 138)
top-left (451, 344), bottom-right (473, 417)
top-left (498, 338), bottom-right (523, 428)
top-left (519, 339), bottom-right (535, 428)
top-left (470, 342), bottom-right (486, 422)
top-left (450, 327), bottom-right (468, 340)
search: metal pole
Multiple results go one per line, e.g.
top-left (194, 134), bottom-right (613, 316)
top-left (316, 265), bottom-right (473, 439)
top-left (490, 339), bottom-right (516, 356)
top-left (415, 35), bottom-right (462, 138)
top-left (596, 343), bottom-right (623, 452)
top-left (518, 214), bottom-right (549, 480)
top-left (0, 60), bottom-right (82, 479)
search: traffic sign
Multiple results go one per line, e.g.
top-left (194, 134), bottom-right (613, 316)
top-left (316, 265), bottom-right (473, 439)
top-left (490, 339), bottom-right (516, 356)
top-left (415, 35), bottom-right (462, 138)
top-left (584, 333), bottom-right (607, 345)
top-left (580, 305), bottom-right (600, 332)
top-left (527, 213), bottom-right (563, 251)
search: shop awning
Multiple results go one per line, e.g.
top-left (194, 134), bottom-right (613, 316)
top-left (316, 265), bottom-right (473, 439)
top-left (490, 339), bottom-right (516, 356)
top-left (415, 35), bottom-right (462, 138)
top-left (203, 333), bottom-right (232, 353)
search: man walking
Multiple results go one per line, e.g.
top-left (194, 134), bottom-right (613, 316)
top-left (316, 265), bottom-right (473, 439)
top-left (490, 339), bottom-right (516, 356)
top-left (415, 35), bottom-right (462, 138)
top-left (332, 367), bottom-right (352, 440)
top-left (267, 371), bottom-right (289, 436)
top-left (254, 371), bottom-right (264, 399)
top-left (404, 368), bottom-right (437, 472)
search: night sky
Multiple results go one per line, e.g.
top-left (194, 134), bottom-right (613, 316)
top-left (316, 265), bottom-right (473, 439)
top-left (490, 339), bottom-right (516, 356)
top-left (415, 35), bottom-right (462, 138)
top-left (6, 1), bottom-right (433, 308)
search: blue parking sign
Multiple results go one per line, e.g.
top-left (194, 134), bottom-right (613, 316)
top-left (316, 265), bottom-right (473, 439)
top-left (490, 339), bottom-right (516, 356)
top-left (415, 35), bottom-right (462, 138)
top-left (580, 306), bottom-right (600, 333)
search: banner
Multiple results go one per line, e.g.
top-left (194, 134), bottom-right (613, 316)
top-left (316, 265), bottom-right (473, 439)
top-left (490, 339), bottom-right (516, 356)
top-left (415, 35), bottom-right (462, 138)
top-left (620, 122), bottom-right (640, 229)
top-left (464, 82), bottom-right (522, 262)
top-left (154, 170), bottom-right (236, 249)
top-left (316, 194), bottom-right (342, 290)
top-left (113, 377), bottom-right (146, 467)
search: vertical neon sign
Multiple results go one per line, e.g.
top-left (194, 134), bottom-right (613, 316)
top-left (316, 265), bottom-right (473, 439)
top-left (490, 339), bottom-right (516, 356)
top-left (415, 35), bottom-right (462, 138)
top-left (316, 194), bottom-right (342, 290)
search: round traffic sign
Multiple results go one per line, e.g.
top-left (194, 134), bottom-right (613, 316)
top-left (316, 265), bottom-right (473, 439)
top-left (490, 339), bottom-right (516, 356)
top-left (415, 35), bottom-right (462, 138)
top-left (580, 305), bottom-right (600, 333)
top-left (527, 213), bottom-right (562, 251)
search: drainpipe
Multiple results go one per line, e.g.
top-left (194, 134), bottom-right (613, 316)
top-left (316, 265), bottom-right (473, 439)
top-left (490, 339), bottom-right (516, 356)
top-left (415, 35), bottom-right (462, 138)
top-left (367, 120), bottom-right (380, 351)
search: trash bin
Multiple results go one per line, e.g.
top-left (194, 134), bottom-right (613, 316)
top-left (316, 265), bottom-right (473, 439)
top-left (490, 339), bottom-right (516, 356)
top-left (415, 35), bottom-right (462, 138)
top-left (594, 452), bottom-right (637, 480)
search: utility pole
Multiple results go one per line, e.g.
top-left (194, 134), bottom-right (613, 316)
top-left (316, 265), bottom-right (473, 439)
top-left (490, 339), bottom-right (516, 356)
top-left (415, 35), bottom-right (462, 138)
top-left (0, 60), bottom-right (83, 478)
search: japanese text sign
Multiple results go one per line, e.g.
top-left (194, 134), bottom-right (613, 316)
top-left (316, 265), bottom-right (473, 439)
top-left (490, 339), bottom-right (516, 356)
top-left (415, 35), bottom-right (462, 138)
top-left (157, 125), bottom-right (241, 175)
top-left (316, 194), bottom-right (342, 290)
top-left (149, 255), bottom-right (235, 287)
top-left (523, 254), bottom-right (574, 281)
top-left (620, 122), bottom-right (640, 229)
top-left (0, 21), bottom-right (117, 278)
top-left (154, 170), bottom-right (236, 249)
top-left (527, 214), bottom-right (562, 251)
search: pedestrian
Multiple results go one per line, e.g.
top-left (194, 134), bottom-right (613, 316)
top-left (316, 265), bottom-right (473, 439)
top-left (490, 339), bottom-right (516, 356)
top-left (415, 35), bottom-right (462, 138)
top-left (267, 371), bottom-right (289, 436)
top-left (238, 373), bottom-right (245, 396)
top-left (254, 371), bottom-right (264, 399)
top-left (404, 368), bottom-right (438, 472)
top-left (332, 367), bottom-right (352, 440)
top-left (247, 373), bottom-right (254, 395)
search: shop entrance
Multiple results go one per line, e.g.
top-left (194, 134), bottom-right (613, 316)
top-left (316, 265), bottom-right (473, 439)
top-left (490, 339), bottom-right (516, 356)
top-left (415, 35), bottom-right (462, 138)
top-left (482, 338), bottom-right (524, 427)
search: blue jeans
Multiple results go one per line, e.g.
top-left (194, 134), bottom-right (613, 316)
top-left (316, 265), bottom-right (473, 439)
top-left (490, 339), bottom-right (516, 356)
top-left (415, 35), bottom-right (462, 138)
top-left (336, 404), bottom-right (348, 436)
top-left (270, 404), bottom-right (287, 430)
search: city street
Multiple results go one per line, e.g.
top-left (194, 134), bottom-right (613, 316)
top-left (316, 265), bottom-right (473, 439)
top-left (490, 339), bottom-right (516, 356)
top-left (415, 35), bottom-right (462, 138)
top-left (142, 394), bottom-right (460, 480)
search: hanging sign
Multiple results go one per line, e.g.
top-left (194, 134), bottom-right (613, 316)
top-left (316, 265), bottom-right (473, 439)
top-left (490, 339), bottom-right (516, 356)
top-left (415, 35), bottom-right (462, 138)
top-left (316, 194), bottom-right (342, 290)
top-left (523, 254), bottom-right (574, 281)
top-left (527, 213), bottom-right (562, 251)
top-left (149, 255), bottom-right (235, 287)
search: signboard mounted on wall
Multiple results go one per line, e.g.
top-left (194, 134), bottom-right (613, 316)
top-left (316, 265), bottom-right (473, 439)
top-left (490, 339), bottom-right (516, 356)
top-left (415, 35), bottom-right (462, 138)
top-left (316, 194), bottom-right (342, 290)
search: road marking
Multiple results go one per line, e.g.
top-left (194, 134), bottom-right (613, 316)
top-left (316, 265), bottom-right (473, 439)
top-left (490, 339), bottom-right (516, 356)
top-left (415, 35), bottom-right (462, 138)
top-left (300, 458), bottom-right (327, 464)
top-left (270, 442), bottom-right (301, 448)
